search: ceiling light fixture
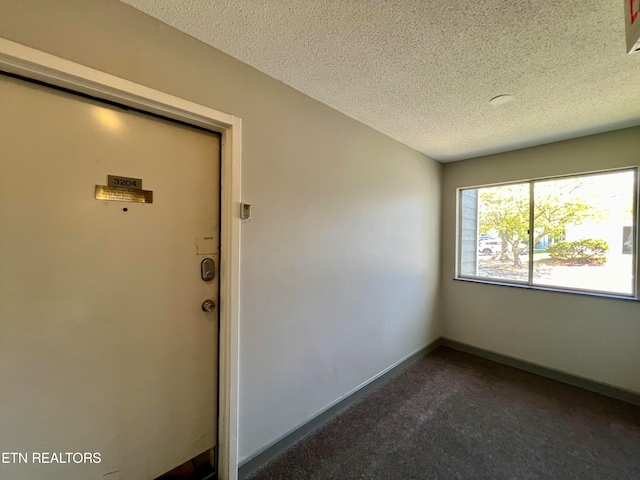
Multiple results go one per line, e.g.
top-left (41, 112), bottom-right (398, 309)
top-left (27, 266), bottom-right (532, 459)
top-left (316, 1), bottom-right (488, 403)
top-left (489, 94), bottom-right (514, 106)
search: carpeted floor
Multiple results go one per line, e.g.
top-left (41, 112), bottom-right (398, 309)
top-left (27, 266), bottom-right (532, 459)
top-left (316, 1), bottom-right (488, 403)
top-left (245, 346), bottom-right (640, 480)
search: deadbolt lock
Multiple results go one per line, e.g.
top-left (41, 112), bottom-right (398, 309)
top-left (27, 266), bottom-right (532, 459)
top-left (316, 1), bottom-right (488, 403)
top-left (201, 258), bottom-right (215, 281)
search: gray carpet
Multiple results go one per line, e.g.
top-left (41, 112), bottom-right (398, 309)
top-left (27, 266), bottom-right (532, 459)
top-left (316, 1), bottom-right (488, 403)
top-left (245, 347), bottom-right (640, 480)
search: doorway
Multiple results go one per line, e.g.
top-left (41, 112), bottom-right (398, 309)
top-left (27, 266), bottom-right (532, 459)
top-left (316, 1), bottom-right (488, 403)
top-left (0, 73), bottom-right (220, 479)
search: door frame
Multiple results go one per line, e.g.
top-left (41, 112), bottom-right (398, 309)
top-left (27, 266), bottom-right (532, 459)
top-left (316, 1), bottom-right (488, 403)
top-left (0, 38), bottom-right (242, 480)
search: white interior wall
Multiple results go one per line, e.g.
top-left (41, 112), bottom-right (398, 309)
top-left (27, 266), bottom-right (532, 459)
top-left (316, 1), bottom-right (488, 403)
top-left (0, 0), bottom-right (442, 462)
top-left (441, 127), bottom-right (640, 393)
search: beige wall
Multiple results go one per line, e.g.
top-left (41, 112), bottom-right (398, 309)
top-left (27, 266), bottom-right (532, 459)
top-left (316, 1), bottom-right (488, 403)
top-left (441, 127), bottom-right (640, 393)
top-left (0, 0), bottom-right (442, 463)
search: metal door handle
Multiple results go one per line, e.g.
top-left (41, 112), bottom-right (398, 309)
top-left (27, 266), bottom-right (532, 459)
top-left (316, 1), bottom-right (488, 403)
top-left (201, 299), bottom-right (216, 312)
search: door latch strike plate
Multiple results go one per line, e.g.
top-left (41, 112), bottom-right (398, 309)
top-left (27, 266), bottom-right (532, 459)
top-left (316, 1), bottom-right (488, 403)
top-left (241, 203), bottom-right (251, 220)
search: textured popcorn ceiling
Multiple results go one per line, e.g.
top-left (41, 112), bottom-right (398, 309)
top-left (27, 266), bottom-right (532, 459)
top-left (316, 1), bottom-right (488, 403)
top-left (121, 0), bottom-right (640, 162)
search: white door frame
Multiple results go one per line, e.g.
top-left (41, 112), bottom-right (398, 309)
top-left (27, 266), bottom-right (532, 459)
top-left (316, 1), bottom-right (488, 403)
top-left (0, 38), bottom-right (241, 480)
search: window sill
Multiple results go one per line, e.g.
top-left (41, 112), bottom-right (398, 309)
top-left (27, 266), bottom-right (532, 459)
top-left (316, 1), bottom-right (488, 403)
top-left (454, 276), bottom-right (638, 301)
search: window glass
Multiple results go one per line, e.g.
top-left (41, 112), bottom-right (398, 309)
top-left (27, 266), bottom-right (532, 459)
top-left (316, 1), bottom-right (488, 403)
top-left (478, 183), bottom-right (530, 282)
top-left (532, 171), bottom-right (636, 295)
top-left (460, 183), bottom-right (530, 282)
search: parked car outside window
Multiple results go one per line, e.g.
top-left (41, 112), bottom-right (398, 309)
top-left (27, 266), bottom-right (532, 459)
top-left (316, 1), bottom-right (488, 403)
top-left (478, 239), bottom-right (504, 255)
top-left (478, 233), bottom-right (496, 242)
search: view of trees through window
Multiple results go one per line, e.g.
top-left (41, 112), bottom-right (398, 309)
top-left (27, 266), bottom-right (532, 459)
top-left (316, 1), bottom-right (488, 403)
top-left (459, 169), bottom-right (636, 296)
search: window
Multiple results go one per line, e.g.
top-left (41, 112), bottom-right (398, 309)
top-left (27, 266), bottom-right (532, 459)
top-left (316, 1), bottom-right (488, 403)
top-left (458, 168), bottom-right (637, 297)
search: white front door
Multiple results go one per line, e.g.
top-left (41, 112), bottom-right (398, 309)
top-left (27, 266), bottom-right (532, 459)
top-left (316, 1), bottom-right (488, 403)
top-left (0, 74), bottom-right (220, 479)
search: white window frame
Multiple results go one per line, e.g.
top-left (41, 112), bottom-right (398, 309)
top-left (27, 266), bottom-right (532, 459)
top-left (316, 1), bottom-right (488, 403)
top-left (456, 167), bottom-right (639, 300)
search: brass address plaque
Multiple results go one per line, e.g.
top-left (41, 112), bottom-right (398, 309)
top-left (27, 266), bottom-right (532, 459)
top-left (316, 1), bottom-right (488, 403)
top-left (95, 185), bottom-right (153, 203)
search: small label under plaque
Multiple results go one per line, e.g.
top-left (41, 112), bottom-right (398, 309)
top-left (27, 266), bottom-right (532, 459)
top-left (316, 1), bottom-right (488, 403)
top-left (95, 185), bottom-right (153, 203)
top-left (108, 175), bottom-right (142, 189)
